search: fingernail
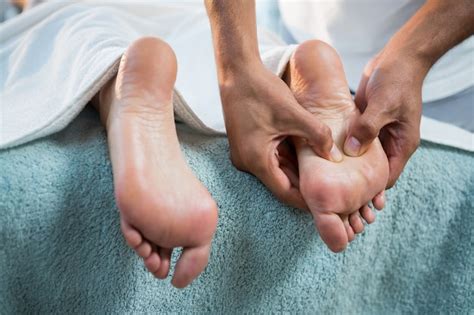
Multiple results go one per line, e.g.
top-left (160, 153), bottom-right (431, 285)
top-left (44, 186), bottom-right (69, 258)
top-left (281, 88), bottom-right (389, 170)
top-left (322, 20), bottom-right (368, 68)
top-left (330, 144), bottom-right (343, 162)
top-left (344, 136), bottom-right (361, 156)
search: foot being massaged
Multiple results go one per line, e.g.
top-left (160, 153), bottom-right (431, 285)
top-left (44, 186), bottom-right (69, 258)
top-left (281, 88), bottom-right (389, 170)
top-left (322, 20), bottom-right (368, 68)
top-left (2, 0), bottom-right (473, 291)
top-left (91, 37), bottom-right (387, 287)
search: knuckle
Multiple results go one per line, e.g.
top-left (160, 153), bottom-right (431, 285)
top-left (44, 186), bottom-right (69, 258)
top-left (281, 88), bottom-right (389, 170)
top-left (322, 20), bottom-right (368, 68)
top-left (313, 122), bottom-right (331, 139)
top-left (300, 112), bottom-right (332, 142)
top-left (311, 124), bottom-right (333, 154)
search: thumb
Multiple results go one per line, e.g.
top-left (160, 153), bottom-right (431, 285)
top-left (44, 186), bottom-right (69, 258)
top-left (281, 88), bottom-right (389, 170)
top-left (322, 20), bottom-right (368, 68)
top-left (286, 106), bottom-right (343, 162)
top-left (344, 103), bottom-right (389, 157)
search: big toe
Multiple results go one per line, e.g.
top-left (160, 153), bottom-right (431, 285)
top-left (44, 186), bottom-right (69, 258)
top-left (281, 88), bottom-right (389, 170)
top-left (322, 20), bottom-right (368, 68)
top-left (171, 244), bottom-right (211, 289)
top-left (314, 213), bottom-right (348, 252)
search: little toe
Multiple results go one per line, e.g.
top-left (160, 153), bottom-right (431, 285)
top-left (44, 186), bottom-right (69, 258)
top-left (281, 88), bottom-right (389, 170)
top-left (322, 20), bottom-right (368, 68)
top-left (314, 213), bottom-right (348, 252)
top-left (343, 217), bottom-right (355, 242)
top-left (144, 252), bottom-right (161, 274)
top-left (155, 248), bottom-right (172, 279)
top-left (120, 218), bottom-right (142, 248)
top-left (360, 205), bottom-right (375, 224)
top-left (372, 191), bottom-right (385, 210)
top-left (135, 241), bottom-right (153, 258)
top-left (349, 212), bottom-right (364, 233)
top-left (171, 244), bottom-right (211, 289)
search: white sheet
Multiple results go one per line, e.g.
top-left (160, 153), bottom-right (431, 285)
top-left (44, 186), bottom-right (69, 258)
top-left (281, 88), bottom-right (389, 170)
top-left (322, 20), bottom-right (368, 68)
top-left (0, 0), bottom-right (472, 152)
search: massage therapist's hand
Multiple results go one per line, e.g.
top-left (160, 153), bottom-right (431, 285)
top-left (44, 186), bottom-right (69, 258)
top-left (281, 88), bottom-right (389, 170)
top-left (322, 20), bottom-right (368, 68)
top-left (218, 59), bottom-right (342, 208)
top-left (346, 49), bottom-right (424, 188)
top-left (205, 0), bottom-right (342, 208)
top-left (344, 0), bottom-right (474, 188)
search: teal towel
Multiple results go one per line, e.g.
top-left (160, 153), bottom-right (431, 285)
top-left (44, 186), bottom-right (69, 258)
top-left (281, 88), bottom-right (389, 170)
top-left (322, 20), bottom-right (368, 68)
top-left (1, 108), bottom-right (472, 313)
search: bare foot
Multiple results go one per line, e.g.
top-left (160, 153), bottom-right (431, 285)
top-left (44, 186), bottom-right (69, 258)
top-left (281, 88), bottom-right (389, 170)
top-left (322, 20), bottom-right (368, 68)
top-left (95, 37), bottom-right (218, 288)
top-left (284, 40), bottom-right (389, 252)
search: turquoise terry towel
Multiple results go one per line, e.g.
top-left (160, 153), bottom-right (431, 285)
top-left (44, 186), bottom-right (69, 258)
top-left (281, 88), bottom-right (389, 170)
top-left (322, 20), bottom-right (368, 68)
top-left (0, 107), bottom-right (472, 313)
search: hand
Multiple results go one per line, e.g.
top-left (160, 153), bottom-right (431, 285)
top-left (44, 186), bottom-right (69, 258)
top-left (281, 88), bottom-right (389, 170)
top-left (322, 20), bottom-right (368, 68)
top-left (220, 61), bottom-right (343, 209)
top-left (205, 0), bottom-right (342, 208)
top-left (344, 49), bottom-right (428, 188)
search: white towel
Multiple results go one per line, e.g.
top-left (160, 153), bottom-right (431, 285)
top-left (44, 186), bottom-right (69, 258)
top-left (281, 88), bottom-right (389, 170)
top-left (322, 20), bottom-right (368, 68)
top-left (0, 0), bottom-right (472, 152)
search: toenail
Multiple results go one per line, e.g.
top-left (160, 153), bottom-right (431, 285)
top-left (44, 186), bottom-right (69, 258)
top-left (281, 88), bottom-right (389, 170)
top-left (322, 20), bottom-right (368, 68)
top-left (330, 144), bottom-right (343, 162)
top-left (344, 136), bottom-right (361, 156)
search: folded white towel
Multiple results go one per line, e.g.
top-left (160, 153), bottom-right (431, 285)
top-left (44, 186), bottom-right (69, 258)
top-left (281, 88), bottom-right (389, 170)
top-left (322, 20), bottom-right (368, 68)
top-left (0, 0), bottom-right (472, 152)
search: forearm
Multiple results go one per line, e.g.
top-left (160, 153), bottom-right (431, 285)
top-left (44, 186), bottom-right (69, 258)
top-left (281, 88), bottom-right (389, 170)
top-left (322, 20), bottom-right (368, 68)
top-left (204, 0), bottom-right (262, 81)
top-left (384, 0), bottom-right (474, 74)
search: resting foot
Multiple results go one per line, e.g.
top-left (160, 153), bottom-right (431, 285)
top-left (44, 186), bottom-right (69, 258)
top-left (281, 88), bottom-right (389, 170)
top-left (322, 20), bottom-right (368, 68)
top-left (284, 40), bottom-right (389, 252)
top-left (94, 37), bottom-right (218, 288)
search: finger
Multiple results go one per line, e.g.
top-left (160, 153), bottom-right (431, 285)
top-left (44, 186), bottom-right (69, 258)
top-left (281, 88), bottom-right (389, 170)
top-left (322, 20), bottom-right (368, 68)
top-left (385, 141), bottom-right (419, 188)
top-left (386, 155), bottom-right (407, 188)
top-left (380, 127), bottom-right (420, 189)
top-left (155, 247), bottom-right (172, 279)
top-left (261, 167), bottom-right (308, 210)
top-left (254, 152), bottom-right (308, 210)
top-left (360, 205), bottom-right (375, 224)
top-left (344, 102), bottom-right (392, 157)
top-left (349, 212), bottom-right (364, 234)
top-left (283, 106), bottom-right (343, 162)
top-left (372, 191), bottom-right (385, 210)
top-left (314, 212), bottom-right (348, 252)
top-left (276, 140), bottom-right (300, 189)
top-left (171, 244), bottom-right (211, 289)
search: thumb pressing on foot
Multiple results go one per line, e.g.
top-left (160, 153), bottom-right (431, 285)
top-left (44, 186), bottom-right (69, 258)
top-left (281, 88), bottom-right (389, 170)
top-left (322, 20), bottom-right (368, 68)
top-left (287, 106), bottom-right (343, 162)
top-left (344, 104), bottom-right (388, 157)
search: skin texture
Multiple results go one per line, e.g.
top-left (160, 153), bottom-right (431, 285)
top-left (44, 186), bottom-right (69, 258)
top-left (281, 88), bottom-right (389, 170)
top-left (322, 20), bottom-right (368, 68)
top-left (205, 0), bottom-right (342, 209)
top-left (206, 0), bottom-right (474, 194)
top-left (91, 36), bottom-right (386, 288)
top-left (345, 0), bottom-right (474, 187)
top-left (94, 37), bottom-right (218, 289)
top-left (285, 41), bottom-right (389, 252)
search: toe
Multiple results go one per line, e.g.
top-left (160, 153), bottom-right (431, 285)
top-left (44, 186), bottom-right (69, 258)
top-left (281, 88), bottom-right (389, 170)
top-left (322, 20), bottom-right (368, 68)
top-left (344, 217), bottom-right (355, 242)
top-left (155, 248), bottom-right (172, 279)
top-left (121, 218), bottom-right (143, 248)
top-left (135, 241), bottom-right (153, 258)
top-left (171, 244), bottom-right (211, 289)
top-left (314, 213), bottom-right (348, 252)
top-left (372, 191), bottom-right (385, 210)
top-left (349, 212), bottom-right (364, 233)
top-left (144, 252), bottom-right (161, 274)
top-left (360, 205), bottom-right (375, 224)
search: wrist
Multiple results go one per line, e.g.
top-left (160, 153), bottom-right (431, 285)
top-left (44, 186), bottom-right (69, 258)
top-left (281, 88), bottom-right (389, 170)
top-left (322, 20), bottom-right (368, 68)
top-left (216, 54), bottom-right (264, 85)
top-left (379, 41), bottom-right (432, 83)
